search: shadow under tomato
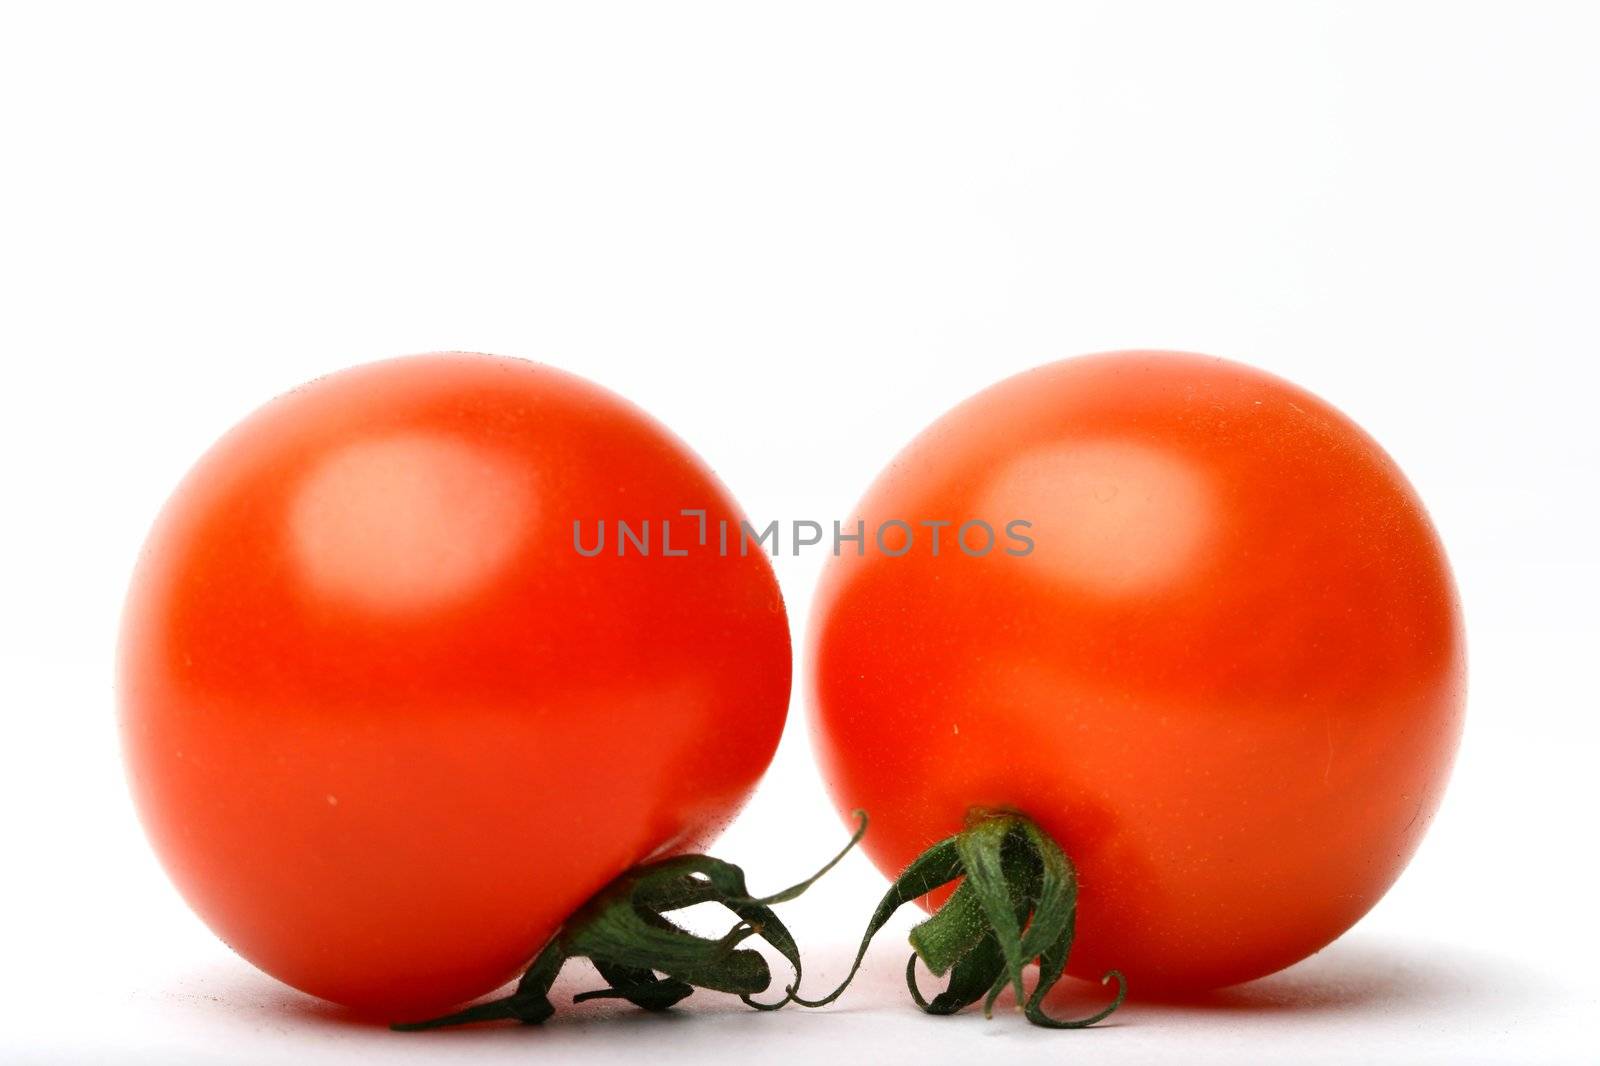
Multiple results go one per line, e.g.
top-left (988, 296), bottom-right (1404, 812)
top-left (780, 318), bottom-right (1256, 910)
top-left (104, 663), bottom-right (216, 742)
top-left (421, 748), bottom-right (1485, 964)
top-left (780, 929), bottom-right (1542, 1028)
top-left (1034, 932), bottom-right (1541, 1020)
top-left (171, 929), bottom-right (1540, 1036)
top-left (178, 954), bottom-right (769, 1033)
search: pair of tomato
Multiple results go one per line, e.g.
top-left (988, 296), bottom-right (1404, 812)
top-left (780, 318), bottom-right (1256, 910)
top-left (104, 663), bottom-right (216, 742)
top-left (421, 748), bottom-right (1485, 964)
top-left (119, 351), bottom-right (1464, 1016)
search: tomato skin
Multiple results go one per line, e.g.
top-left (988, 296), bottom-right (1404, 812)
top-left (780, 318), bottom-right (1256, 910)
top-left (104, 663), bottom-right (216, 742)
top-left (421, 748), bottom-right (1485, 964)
top-left (118, 354), bottom-right (790, 1016)
top-left (808, 351), bottom-right (1465, 992)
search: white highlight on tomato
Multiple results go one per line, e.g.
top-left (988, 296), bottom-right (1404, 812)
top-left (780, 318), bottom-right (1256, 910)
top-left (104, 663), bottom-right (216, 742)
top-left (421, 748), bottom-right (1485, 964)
top-left (979, 438), bottom-right (1213, 596)
top-left (290, 433), bottom-right (534, 611)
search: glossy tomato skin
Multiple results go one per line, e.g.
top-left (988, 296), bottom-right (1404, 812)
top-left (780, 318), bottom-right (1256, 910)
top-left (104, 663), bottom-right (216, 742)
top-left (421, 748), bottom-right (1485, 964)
top-left (119, 354), bottom-right (790, 1016)
top-left (809, 351), bottom-right (1464, 992)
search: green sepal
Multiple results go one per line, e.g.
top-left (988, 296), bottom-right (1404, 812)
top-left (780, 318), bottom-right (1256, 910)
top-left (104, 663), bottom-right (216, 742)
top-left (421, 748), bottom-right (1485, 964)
top-left (392, 812), bottom-right (867, 1031)
top-left (793, 809), bottom-right (1124, 1030)
top-left (954, 815), bottom-right (1029, 1004)
top-left (625, 854), bottom-right (808, 1009)
top-left (905, 934), bottom-right (1006, 1014)
top-left (575, 961), bottom-right (694, 1011)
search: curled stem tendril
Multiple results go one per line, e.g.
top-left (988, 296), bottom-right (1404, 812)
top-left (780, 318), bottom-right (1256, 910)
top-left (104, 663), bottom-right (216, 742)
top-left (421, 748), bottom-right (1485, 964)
top-left (792, 809), bottom-right (1124, 1030)
top-left (392, 811), bottom-right (867, 1031)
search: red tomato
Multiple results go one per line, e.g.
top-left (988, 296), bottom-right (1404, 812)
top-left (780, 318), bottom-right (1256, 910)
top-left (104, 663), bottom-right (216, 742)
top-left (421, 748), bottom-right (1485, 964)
top-left (808, 351), bottom-right (1464, 992)
top-left (119, 353), bottom-right (790, 1015)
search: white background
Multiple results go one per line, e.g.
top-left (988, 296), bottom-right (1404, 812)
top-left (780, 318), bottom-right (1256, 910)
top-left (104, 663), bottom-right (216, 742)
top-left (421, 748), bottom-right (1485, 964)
top-left (2, 2), bottom-right (1596, 1063)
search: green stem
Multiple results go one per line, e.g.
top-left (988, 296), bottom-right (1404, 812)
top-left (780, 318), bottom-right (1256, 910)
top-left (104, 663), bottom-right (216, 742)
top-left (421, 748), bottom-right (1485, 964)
top-left (793, 809), bottom-right (1124, 1029)
top-left (392, 812), bottom-right (867, 1031)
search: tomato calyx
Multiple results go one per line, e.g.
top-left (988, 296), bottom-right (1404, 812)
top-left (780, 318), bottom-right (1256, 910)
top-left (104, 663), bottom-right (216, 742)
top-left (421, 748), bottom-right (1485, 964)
top-left (793, 809), bottom-right (1125, 1029)
top-left (391, 812), bottom-right (867, 1030)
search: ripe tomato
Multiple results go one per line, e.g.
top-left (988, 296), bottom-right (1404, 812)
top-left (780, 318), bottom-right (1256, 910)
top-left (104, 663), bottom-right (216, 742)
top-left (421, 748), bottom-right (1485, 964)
top-left (119, 353), bottom-right (790, 1015)
top-left (808, 351), bottom-right (1465, 992)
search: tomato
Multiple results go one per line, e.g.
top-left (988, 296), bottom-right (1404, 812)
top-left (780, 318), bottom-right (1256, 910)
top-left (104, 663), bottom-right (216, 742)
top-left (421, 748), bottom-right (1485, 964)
top-left (118, 353), bottom-right (790, 1016)
top-left (808, 351), bottom-right (1465, 992)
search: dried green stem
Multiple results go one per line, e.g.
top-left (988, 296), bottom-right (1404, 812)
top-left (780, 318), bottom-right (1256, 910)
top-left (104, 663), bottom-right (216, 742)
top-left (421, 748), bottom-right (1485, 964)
top-left (392, 812), bottom-right (867, 1030)
top-left (793, 809), bottom-right (1125, 1029)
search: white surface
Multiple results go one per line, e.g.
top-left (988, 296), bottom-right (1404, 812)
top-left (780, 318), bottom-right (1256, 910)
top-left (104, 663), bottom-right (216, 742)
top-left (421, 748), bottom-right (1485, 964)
top-left (2, 2), bottom-right (1597, 1063)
